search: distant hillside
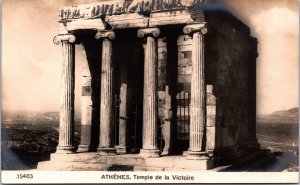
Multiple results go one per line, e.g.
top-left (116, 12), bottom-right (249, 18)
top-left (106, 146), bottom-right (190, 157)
top-left (258, 107), bottom-right (299, 123)
top-left (2, 111), bottom-right (81, 123)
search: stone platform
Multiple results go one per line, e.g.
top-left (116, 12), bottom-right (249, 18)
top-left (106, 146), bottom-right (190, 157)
top-left (37, 153), bottom-right (214, 171)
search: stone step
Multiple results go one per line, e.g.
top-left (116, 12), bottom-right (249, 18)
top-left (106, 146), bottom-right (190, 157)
top-left (37, 161), bottom-right (108, 171)
top-left (49, 152), bottom-right (106, 163)
top-left (144, 156), bottom-right (214, 170)
top-left (107, 154), bottom-right (145, 166)
top-left (38, 153), bottom-right (215, 171)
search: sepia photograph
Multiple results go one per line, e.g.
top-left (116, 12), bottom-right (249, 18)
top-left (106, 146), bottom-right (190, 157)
top-left (1, 0), bottom-right (299, 183)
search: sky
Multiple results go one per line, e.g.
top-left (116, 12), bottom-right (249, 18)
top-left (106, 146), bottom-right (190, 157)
top-left (2, 0), bottom-right (299, 114)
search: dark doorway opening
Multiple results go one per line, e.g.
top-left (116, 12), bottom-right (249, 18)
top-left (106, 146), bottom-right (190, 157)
top-left (114, 29), bottom-right (144, 153)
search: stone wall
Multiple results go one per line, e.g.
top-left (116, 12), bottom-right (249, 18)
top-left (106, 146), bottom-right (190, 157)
top-left (205, 11), bottom-right (258, 157)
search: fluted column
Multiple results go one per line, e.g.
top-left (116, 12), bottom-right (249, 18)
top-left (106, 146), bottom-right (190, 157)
top-left (183, 23), bottom-right (208, 159)
top-left (53, 34), bottom-right (76, 154)
top-left (95, 31), bottom-right (116, 155)
top-left (137, 28), bottom-right (160, 158)
top-left (77, 43), bottom-right (93, 152)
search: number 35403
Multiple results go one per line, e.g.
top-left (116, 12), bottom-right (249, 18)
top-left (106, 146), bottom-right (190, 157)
top-left (16, 174), bottom-right (33, 179)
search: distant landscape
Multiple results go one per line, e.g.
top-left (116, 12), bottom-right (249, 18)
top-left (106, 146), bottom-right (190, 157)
top-left (1, 108), bottom-right (299, 171)
top-left (257, 107), bottom-right (299, 123)
top-left (254, 107), bottom-right (298, 172)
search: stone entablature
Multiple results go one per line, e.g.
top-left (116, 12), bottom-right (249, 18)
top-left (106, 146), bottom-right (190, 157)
top-left (58, 0), bottom-right (206, 33)
top-left (59, 0), bottom-right (206, 20)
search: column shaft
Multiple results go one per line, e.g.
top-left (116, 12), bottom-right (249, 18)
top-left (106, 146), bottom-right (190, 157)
top-left (186, 27), bottom-right (209, 159)
top-left (56, 41), bottom-right (75, 154)
top-left (143, 36), bottom-right (157, 149)
top-left (189, 32), bottom-right (205, 151)
top-left (139, 30), bottom-right (160, 157)
top-left (98, 38), bottom-right (116, 155)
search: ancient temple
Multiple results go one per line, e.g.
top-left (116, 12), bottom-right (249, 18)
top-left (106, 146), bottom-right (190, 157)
top-left (38, 0), bottom-right (260, 170)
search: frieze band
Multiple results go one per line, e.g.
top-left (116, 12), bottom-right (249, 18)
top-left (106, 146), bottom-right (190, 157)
top-left (59, 0), bottom-right (206, 20)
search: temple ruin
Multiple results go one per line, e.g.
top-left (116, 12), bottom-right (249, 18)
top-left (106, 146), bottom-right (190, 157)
top-left (38, 0), bottom-right (260, 170)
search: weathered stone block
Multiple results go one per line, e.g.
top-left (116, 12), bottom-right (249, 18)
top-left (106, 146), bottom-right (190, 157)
top-left (207, 95), bottom-right (216, 105)
top-left (178, 52), bottom-right (185, 59)
top-left (145, 157), bottom-right (174, 168)
top-left (206, 85), bottom-right (213, 93)
top-left (206, 114), bottom-right (216, 127)
top-left (178, 58), bottom-right (192, 66)
top-left (59, 19), bottom-right (105, 33)
top-left (178, 74), bottom-right (190, 83)
top-left (159, 108), bottom-right (165, 118)
top-left (158, 41), bottom-right (167, 48)
top-left (173, 157), bottom-right (214, 170)
top-left (158, 59), bottom-right (167, 66)
top-left (178, 51), bottom-right (192, 59)
top-left (206, 127), bottom-right (216, 150)
top-left (158, 66), bottom-right (166, 74)
top-left (157, 83), bottom-right (165, 91)
top-left (177, 35), bottom-right (192, 45)
top-left (158, 91), bottom-right (166, 99)
top-left (158, 52), bottom-right (167, 59)
top-left (81, 106), bottom-right (92, 125)
top-left (82, 86), bottom-right (92, 96)
top-left (149, 10), bottom-right (193, 27)
top-left (50, 153), bottom-right (107, 163)
top-left (81, 96), bottom-right (92, 106)
top-left (178, 67), bottom-right (186, 75)
top-left (105, 13), bottom-right (149, 28)
top-left (81, 76), bottom-right (91, 86)
top-left (158, 47), bottom-right (167, 53)
top-left (107, 155), bottom-right (145, 166)
top-left (185, 66), bottom-right (192, 75)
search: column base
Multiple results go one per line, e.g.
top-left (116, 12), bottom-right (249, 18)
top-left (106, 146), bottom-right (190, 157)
top-left (186, 151), bottom-right (209, 160)
top-left (56, 146), bottom-right (75, 154)
top-left (77, 144), bottom-right (90, 152)
top-left (97, 147), bottom-right (116, 156)
top-left (139, 149), bottom-right (160, 158)
top-left (182, 150), bottom-right (188, 157)
top-left (115, 145), bottom-right (127, 154)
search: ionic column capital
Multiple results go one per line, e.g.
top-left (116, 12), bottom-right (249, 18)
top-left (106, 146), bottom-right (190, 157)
top-left (95, 30), bottom-right (115, 40)
top-left (53, 34), bottom-right (76, 45)
top-left (137, 27), bottom-right (160, 38)
top-left (183, 23), bottom-right (207, 35)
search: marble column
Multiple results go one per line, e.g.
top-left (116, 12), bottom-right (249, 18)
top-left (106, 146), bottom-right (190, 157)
top-left (183, 23), bottom-right (208, 159)
top-left (77, 43), bottom-right (93, 152)
top-left (95, 31), bottom-right (116, 155)
top-left (137, 27), bottom-right (160, 157)
top-left (53, 34), bottom-right (76, 154)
